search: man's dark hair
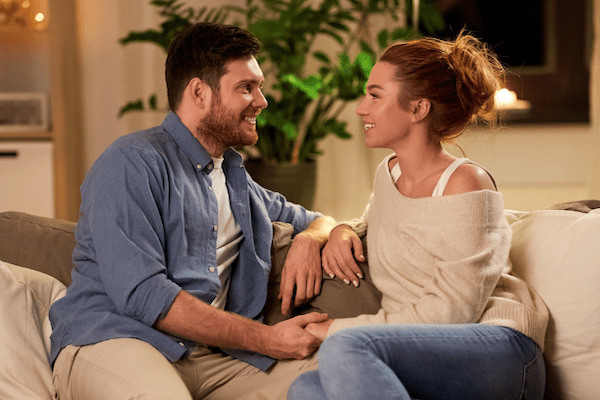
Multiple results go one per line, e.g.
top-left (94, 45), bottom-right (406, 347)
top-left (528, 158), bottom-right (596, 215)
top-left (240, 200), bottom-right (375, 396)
top-left (165, 22), bottom-right (261, 111)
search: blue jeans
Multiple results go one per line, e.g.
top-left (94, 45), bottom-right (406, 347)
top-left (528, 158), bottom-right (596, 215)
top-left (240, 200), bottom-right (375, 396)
top-left (288, 324), bottom-right (545, 400)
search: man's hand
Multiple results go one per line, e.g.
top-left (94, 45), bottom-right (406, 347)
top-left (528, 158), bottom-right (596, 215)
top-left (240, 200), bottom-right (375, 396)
top-left (278, 216), bottom-right (337, 315)
top-left (322, 225), bottom-right (365, 287)
top-left (266, 312), bottom-right (329, 359)
top-left (305, 318), bottom-right (334, 342)
top-left (155, 291), bottom-right (327, 360)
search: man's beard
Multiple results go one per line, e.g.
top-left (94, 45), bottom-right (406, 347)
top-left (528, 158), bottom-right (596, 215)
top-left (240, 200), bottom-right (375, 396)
top-left (196, 95), bottom-right (258, 150)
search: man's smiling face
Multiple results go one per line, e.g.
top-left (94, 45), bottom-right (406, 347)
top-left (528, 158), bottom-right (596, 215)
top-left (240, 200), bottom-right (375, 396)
top-left (197, 57), bottom-right (268, 152)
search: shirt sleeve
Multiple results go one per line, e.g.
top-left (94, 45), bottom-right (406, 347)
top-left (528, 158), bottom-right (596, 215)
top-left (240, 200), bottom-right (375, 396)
top-left (80, 146), bottom-right (181, 327)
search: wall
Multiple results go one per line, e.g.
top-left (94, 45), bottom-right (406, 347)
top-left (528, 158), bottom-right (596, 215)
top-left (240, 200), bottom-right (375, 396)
top-left (76, 0), bottom-right (600, 221)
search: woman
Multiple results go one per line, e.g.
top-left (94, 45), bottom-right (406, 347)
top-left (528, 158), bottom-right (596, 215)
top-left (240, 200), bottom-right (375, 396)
top-left (288, 32), bottom-right (549, 400)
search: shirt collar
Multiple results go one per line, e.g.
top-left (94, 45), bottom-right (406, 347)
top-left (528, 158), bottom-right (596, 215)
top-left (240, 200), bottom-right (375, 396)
top-left (162, 111), bottom-right (211, 171)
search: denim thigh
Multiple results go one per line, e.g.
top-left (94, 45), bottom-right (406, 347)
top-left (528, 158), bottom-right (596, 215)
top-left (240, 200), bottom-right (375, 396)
top-left (315, 324), bottom-right (545, 400)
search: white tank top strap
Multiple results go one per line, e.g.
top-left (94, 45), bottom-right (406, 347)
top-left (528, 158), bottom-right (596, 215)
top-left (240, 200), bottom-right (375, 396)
top-left (391, 162), bottom-right (401, 183)
top-left (432, 157), bottom-right (498, 197)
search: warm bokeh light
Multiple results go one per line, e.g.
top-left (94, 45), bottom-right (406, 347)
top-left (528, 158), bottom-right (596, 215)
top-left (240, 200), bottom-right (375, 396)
top-left (495, 88), bottom-right (517, 106)
top-left (0, 0), bottom-right (48, 29)
top-left (495, 88), bottom-right (531, 111)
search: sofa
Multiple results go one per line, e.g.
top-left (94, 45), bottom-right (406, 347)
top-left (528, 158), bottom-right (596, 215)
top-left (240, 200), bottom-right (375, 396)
top-left (0, 202), bottom-right (599, 399)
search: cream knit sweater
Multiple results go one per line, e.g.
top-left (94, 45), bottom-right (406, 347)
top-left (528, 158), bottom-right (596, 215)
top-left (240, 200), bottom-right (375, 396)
top-left (328, 156), bottom-right (549, 350)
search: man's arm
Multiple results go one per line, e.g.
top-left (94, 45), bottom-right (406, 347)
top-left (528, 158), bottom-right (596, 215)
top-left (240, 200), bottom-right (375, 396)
top-left (154, 290), bottom-right (329, 360)
top-left (278, 216), bottom-right (337, 315)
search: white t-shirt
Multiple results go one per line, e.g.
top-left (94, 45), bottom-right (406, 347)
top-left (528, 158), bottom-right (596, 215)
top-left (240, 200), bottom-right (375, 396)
top-left (209, 156), bottom-right (242, 309)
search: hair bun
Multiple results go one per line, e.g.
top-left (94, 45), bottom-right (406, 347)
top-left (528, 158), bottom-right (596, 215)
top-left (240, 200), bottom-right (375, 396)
top-left (446, 32), bottom-right (504, 119)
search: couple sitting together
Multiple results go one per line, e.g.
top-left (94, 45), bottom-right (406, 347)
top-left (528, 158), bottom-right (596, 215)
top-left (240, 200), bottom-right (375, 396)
top-left (49, 22), bottom-right (548, 400)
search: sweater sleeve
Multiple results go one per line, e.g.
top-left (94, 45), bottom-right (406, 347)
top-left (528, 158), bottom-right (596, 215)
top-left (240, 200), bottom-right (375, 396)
top-left (334, 193), bottom-right (373, 238)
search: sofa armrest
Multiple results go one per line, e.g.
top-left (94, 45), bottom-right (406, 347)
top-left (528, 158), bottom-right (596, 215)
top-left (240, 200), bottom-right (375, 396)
top-left (0, 212), bottom-right (76, 286)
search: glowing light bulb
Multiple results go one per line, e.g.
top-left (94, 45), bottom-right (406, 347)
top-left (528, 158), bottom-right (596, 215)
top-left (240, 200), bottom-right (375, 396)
top-left (34, 12), bottom-right (44, 22)
top-left (494, 88), bottom-right (531, 113)
top-left (22, 1), bottom-right (31, 8)
top-left (495, 88), bottom-right (517, 107)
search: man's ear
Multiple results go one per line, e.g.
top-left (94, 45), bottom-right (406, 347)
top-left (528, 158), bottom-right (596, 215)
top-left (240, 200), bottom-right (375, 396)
top-left (410, 98), bottom-right (431, 123)
top-left (185, 77), bottom-right (210, 110)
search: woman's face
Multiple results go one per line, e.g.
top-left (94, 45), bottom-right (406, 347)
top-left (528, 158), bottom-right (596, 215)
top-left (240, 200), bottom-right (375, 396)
top-left (356, 61), bottom-right (414, 149)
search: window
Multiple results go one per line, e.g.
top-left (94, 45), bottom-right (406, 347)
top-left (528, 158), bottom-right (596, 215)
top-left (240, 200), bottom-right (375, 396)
top-left (431, 0), bottom-right (592, 124)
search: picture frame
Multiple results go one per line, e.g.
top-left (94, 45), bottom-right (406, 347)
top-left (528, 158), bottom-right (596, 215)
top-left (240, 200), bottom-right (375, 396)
top-left (0, 92), bottom-right (48, 133)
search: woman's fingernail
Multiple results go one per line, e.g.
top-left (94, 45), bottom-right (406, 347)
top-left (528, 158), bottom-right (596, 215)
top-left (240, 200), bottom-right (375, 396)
top-left (357, 273), bottom-right (364, 279)
top-left (343, 279), bottom-right (350, 285)
top-left (352, 280), bottom-right (359, 287)
top-left (329, 273), bottom-right (335, 279)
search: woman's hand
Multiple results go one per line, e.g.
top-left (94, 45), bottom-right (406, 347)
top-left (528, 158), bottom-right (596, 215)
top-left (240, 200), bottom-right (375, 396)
top-left (305, 318), bottom-right (334, 342)
top-left (322, 225), bottom-right (365, 287)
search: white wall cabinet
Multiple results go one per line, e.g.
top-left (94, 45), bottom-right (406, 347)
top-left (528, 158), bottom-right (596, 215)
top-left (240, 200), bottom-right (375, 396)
top-left (0, 141), bottom-right (54, 217)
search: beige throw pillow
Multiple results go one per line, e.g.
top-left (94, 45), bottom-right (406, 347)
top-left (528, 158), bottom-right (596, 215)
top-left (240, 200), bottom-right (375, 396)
top-left (0, 260), bottom-right (67, 400)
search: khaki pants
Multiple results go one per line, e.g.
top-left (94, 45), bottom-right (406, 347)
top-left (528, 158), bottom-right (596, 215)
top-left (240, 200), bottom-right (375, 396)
top-left (52, 338), bottom-right (318, 400)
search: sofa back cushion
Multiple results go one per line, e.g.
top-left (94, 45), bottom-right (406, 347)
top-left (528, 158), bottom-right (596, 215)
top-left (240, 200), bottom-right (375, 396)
top-left (0, 212), bottom-right (76, 286)
top-left (509, 209), bottom-right (600, 400)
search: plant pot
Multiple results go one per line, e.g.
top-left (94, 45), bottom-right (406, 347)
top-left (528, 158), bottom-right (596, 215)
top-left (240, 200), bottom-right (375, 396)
top-left (244, 159), bottom-right (316, 210)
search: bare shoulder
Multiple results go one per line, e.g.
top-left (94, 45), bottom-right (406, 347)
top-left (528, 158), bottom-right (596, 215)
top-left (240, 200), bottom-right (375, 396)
top-left (444, 163), bottom-right (496, 195)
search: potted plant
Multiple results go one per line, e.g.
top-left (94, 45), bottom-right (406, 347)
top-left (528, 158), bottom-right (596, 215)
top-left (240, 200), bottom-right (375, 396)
top-left (119, 0), bottom-right (444, 208)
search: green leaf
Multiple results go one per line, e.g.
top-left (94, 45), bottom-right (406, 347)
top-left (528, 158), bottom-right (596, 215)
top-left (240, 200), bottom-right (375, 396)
top-left (420, 0), bottom-right (446, 34)
top-left (359, 40), bottom-right (376, 56)
top-left (355, 52), bottom-right (374, 77)
top-left (150, 0), bottom-right (174, 7)
top-left (390, 27), bottom-right (414, 41)
top-left (118, 100), bottom-right (145, 117)
top-left (326, 118), bottom-right (351, 139)
top-left (282, 122), bottom-right (298, 140)
top-left (256, 113), bottom-right (268, 128)
top-left (148, 94), bottom-right (158, 110)
top-left (377, 29), bottom-right (389, 49)
top-left (312, 51), bottom-right (331, 64)
top-left (281, 74), bottom-right (321, 99)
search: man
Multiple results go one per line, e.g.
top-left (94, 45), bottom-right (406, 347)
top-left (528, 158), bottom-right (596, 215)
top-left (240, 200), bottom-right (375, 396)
top-left (50, 22), bottom-right (337, 399)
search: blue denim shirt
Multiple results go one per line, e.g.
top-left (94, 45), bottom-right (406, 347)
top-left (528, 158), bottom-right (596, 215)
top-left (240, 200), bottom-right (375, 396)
top-left (49, 112), bottom-right (320, 370)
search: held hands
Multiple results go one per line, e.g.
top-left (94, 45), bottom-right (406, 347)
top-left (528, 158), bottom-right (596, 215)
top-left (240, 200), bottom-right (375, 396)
top-left (322, 225), bottom-right (365, 287)
top-left (268, 312), bottom-right (329, 360)
top-left (305, 318), bottom-right (333, 342)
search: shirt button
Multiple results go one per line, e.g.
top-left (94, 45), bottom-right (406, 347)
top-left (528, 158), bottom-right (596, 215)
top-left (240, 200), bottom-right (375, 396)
top-left (207, 164), bottom-right (213, 170)
top-left (196, 164), bottom-right (202, 170)
top-left (209, 186), bottom-right (212, 191)
top-left (209, 267), bottom-right (215, 273)
top-left (214, 225), bottom-right (218, 231)
top-left (179, 342), bottom-right (185, 346)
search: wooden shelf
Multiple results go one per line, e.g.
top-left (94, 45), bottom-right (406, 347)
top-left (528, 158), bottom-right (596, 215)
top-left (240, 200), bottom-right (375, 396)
top-left (0, 131), bottom-right (53, 141)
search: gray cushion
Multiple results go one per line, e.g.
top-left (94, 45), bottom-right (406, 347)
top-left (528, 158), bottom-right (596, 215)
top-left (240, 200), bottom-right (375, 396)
top-left (0, 212), bottom-right (76, 286)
